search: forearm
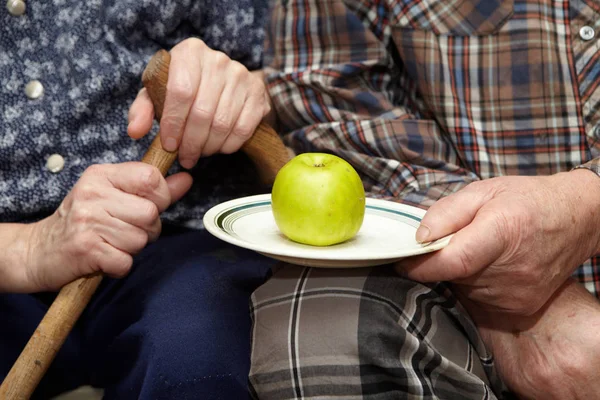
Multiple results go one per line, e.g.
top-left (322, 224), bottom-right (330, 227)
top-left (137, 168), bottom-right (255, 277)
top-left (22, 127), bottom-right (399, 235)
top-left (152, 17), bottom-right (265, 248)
top-left (458, 279), bottom-right (600, 399)
top-left (561, 168), bottom-right (600, 256)
top-left (0, 223), bottom-right (34, 292)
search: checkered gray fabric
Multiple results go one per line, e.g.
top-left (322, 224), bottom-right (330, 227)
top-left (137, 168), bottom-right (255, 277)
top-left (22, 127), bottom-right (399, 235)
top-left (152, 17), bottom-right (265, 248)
top-left (249, 265), bottom-right (511, 399)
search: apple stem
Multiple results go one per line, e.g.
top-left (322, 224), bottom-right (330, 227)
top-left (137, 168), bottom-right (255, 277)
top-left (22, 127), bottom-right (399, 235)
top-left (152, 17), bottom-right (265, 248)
top-left (314, 163), bottom-right (325, 167)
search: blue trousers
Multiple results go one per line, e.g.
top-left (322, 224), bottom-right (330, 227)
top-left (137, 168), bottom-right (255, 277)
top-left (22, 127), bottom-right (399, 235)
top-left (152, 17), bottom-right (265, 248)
top-left (0, 225), bottom-right (274, 399)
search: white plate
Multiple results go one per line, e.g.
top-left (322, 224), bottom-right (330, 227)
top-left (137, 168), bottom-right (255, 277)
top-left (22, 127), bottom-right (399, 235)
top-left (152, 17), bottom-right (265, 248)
top-left (203, 194), bottom-right (452, 268)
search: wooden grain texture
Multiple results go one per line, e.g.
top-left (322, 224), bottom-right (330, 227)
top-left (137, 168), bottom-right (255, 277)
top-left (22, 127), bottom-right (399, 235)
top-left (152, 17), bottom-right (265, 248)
top-left (0, 49), bottom-right (291, 399)
top-left (0, 274), bottom-right (103, 400)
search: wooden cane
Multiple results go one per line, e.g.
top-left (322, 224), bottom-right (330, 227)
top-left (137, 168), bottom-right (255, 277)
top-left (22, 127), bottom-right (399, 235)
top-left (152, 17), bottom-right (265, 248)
top-left (0, 49), bottom-right (290, 399)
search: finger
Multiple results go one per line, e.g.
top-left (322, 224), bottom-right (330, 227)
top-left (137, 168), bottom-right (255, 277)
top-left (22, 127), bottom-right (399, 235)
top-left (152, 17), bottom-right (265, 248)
top-left (102, 194), bottom-right (163, 242)
top-left (219, 94), bottom-right (265, 154)
top-left (178, 63), bottom-right (226, 168)
top-left (165, 172), bottom-right (193, 204)
top-left (201, 65), bottom-right (247, 157)
top-left (159, 43), bottom-right (204, 152)
top-left (127, 88), bottom-right (155, 139)
top-left (148, 217), bottom-right (162, 242)
top-left (415, 181), bottom-right (492, 243)
top-left (97, 162), bottom-right (172, 212)
top-left (397, 209), bottom-right (505, 282)
top-left (99, 189), bottom-right (161, 230)
top-left (97, 215), bottom-right (150, 255)
top-left (92, 241), bottom-right (134, 279)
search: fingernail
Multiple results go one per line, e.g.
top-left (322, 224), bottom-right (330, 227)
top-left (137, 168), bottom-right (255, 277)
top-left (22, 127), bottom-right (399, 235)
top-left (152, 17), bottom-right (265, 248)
top-left (164, 137), bottom-right (178, 152)
top-left (180, 158), bottom-right (195, 169)
top-left (415, 224), bottom-right (430, 243)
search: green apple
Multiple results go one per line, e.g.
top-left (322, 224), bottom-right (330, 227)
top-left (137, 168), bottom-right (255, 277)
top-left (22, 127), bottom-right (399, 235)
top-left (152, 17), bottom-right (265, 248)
top-left (271, 152), bottom-right (366, 246)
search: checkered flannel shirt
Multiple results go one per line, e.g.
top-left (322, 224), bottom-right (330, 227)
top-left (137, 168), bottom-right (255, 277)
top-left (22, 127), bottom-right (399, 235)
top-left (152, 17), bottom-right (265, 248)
top-left (263, 0), bottom-right (600, 296)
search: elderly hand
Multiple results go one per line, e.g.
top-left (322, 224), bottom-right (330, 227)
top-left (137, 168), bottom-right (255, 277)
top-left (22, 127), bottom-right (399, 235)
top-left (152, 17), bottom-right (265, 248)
top-left (397, 169), bottom-right (600, 315)
top-left (127, 38), bottom-right (271, 169)
top-left (20, 162), bottom-right (192, 292)
top-left (461, 279), bottom-right (600, 399)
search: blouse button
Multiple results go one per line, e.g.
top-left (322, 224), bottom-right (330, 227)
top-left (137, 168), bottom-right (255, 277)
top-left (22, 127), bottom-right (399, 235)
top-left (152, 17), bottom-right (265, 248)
top-left (25, 80), bottom-right (44, 100)
top-left (6, 0), bottom-right (26, 16)
top-left (46, 154), bottom-right (65, 173)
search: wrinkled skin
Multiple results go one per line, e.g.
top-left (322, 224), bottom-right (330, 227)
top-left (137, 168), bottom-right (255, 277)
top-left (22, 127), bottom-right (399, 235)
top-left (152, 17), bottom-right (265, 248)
top-left (398, 170), bottom-right (600, 316)
top-left (128, 37), bottom-right (271, 169)
top-left (22, 162), bottom-right (191, 292)
top-left (397, 169), bottom-right (600, 398)
top-left (461, 279), bottom-right (600, 399)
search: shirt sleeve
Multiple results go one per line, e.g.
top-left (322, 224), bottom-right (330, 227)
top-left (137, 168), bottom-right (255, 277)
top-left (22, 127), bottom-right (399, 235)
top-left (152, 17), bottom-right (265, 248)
top-left (263, 0), bottom-right (480, 208)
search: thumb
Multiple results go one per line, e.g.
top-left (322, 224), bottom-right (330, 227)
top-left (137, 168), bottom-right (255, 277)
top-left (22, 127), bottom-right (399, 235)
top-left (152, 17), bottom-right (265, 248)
top-left (128, 88), bottom-right (155, 140)
top-left (399, 209), bottom-right (504, 282)
top-left (165, 172), bottom-right (193, 204)
top-left (416, 182), bottom-right (492, 243)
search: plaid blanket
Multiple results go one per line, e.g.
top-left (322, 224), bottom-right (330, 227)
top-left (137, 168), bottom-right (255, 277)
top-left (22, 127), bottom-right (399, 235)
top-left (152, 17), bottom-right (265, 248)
top-left (250, 265), bottom-right (512, 399)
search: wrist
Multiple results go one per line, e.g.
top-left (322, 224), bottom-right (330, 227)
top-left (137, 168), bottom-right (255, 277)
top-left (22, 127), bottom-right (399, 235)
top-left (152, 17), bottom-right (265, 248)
top-left (553, 169), bottom-right (600, 255)
top-left (0, 222), bottom-right (38, 292)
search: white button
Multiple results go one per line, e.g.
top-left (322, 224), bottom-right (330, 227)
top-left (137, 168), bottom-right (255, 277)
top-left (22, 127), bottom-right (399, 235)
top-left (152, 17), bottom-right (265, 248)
top-left (580, 26), bottom-right (595, 41)
top-left (25, 80), bottom-right (44, 99)
top-left (6, 0), bottom-right (25, 16)
top-left (46, 154), bottom-right (65, 173)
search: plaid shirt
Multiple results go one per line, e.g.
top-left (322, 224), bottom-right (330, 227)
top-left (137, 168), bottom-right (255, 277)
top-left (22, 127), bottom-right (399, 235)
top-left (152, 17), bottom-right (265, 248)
top-left (264, 0), bottom-right (600, 297)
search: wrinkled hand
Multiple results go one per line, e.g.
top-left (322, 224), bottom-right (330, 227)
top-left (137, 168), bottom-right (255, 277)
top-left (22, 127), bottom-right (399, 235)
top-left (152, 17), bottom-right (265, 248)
top-left (24, 162), bottom-right (192, 292)
top-left (462, 279), bottom-right (600, 399)
top-left (128, 38), bottom-right (271, 169)
top-left (397, 169), bottom-right (600, 315)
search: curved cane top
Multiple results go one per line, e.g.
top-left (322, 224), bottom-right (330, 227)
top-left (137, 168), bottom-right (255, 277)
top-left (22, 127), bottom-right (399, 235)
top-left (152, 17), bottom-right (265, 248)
top-left (141, 49), bottom-right (291, 184)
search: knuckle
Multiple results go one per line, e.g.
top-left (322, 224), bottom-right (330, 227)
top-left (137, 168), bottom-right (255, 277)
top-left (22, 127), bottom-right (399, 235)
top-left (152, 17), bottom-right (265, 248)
top-left (230, 61), bottom-right (247, 78)
top-left (251, 79), bottom-right (267, 95)
top-left (108, 254), bottom-right (134, 278)
top-left (72, 183), bottom-right (100, 202)
top-left (232, 122), bottom-right (254, 139)
top-left (71, 205), bottom-right (95, 225)
top-left (167, 81), bottom-right (195, 103)
top-left (213, 51), bottom-right (230, 67)
top-left (191, 102), bottom-right (213, 122)
top-left (137, 166), bottom-right (162, 197)
top-left (84, 164), bottom-right (105, 177)
top-left (180, 140), bottom-right (203, 160)
top-left (211, 115), bottom-right (233, 135)
top-left (180, 37), bottom-right (204, 50)
top-left (160, 114), bottom-right (186, 135)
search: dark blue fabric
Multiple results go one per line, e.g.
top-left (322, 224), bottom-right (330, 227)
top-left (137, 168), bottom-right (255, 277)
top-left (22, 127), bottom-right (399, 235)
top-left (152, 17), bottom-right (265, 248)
top-left (1, 0), bottom-right (271, 229)
top-left (0, 226), bottom-right (274, 399)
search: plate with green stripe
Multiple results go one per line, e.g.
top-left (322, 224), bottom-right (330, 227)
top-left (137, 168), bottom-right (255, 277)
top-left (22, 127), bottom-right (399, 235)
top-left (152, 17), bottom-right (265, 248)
top-left (203, 194), bottom-right (452, 268)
